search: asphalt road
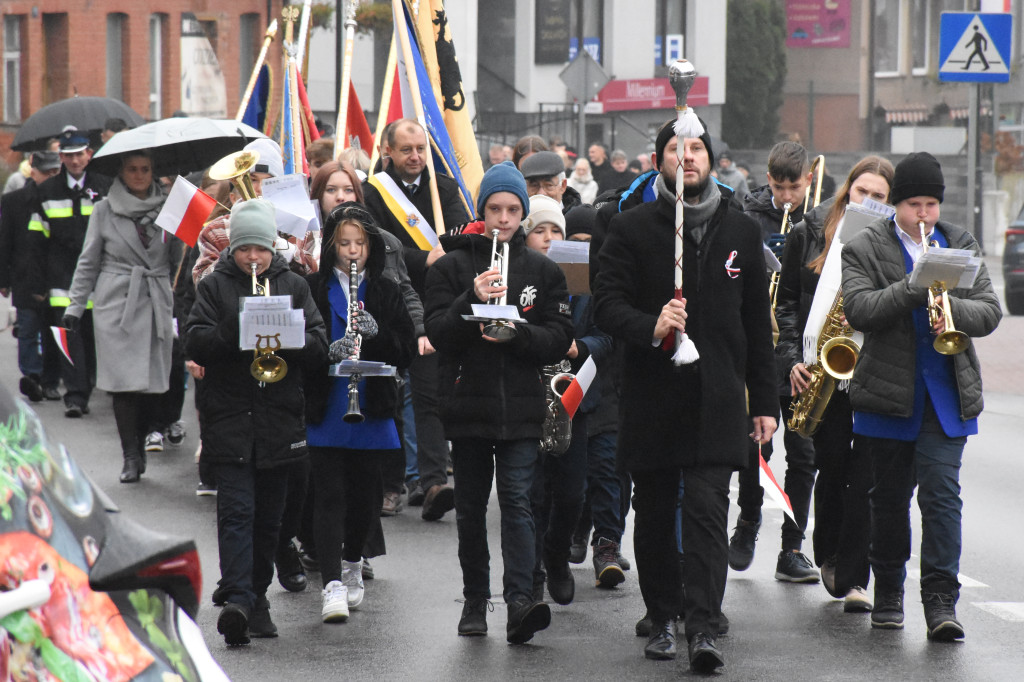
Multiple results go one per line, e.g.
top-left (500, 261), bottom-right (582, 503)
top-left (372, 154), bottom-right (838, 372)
top-left (1, 256), bottom-right (1022, 680)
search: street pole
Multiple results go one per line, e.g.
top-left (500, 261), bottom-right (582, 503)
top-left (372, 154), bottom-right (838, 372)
top-left (575, 0), bottom-right (585, 153)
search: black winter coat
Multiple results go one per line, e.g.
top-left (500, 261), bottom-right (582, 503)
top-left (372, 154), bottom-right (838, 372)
top-left (0, 180), bottom-right (47, 308)
top-left (743, 184), bottom-right (806, 244)
top-left (362, 165), bottom-right (470, 296)
top-left (842, 218), bottom-right (1001, 420)
top-left (425, 227), bottom-right (573, 441)
top-left (186, 252), bottom-right (328, 468)
top-left (594, 192), bottom-right (778, 473)
top-left (305, 220), bottom-right (416, 425)
top-left (774, 198), bottom-right (833, 384)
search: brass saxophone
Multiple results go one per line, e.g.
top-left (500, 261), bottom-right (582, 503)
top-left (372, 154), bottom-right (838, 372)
top-left (539, 360), bottom-right (574, 456)
top-left (787, 290), bottom-right (860, 438)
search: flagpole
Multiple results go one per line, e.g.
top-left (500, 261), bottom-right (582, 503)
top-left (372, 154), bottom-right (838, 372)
top-left (334, 0), bottom-right (360, 158)
top-left (392, 0), bottom-right (445, 236)
top-left (235, 19), bottom-right (279, 121)
top-left (368, 37), bottom-right (398, 173)
top-left (282, 7), bottom-right (305, 174)
top-left (295, 0), bottom-right (314, 70)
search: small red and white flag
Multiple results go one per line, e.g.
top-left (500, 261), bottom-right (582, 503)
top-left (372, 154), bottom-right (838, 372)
top-left (51, 326), bottom-right (73, 365)
top-left (155, 177), bottom-right (218, 247)
top-left (758, 445), bottom-right (796, 524)
top-left (560, 356), bottom-right (597, 419)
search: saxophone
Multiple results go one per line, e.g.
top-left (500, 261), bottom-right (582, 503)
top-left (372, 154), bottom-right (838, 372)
top-left (539, 360), bottom-right (575, 456)
top-left (787, 290), bottom-right (860, 438)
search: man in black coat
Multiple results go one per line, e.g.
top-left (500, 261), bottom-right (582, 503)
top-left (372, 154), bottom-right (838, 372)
top-left (362, 118), bottom-right (470, 519)
top-left (0, 151), bottom-right (62, 401)
top-left (425, 162), bottom-right (573, 644)
top-left (594, 121), bottom-right (777, 673)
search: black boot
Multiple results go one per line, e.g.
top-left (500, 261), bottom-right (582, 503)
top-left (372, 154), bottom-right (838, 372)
top-left (922, 583), bottom-right (964, 641)
top-left (113, 393), bottom-right (144, 483)
top-left (543, 551), bottom-right (575, 605)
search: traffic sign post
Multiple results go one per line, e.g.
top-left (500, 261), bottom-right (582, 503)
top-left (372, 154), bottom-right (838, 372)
top-left (559, 50), bottom-right (610, 156)
top-left (939, 13), bottom-right (1012, 83)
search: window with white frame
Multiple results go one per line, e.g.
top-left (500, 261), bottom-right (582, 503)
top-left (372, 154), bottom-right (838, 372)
top-left (874, 0), bottom-right (902, 76)
top-left (3, 15), bottom-right (23, 122)
top-left (150, 14), bottom-right (165, 119)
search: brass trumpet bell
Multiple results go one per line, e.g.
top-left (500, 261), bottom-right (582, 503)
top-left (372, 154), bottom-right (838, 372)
top-left (934, 328), bottom-right (969, 355)
top-left (210, 150), bottom-right (261, 201)
top-left (251, 352), bottom-right (288, 383)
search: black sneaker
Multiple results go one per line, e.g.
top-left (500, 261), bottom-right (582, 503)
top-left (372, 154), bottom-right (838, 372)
top-left (506, 599), bottom-right (551, 644)
top-left (458, 598), bottom-right (491, 636)
top-left (569, 536), bottom-right (587, 564)
top-left (775, 550), bottom-right (820, 583)
top-left (249, 596), bottom-right (278, 638)
top-left (922, 590), bottom-right (965, 641)
top-left (871, 591), bottom-right (905, 629)
top-left (616, 551), bottom-right (631, 571)
top-left (19, 376), bottom-right (43, 402)
top-left (593, 538), bottom-right (626, 588)
top-left (217, 603), bottom-right (251, 646)
top-left (544, 554), bottom-right (575, 605)
top-left (407, 481), bottom-right (426, 506)
top-left (167, 421), bottom-right (186, 445)
top-left (728, 516), bottom-right (760, 571)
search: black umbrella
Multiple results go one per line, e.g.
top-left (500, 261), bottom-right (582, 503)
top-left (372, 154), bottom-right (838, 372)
top-left (11, 96), bottom-right (145, 152)
top-left (87, 118), bottom-right (268, 178)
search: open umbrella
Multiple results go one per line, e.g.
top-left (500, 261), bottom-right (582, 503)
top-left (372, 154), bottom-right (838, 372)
top-left (11, 97), bottom-right (144, 152)
top-left (88, 118), bottom-right (267, 178)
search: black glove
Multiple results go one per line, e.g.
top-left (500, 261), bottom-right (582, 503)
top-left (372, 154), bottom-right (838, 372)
top-left (61, 314), bottom-right (80, 334)
top-left (329, 336), bottom-right (360, 363)
top-left (767, 232), bottom-right (787, 259)
top-left (351, 309), bottom-right (378, 340)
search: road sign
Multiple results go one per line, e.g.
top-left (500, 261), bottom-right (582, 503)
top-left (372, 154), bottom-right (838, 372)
top-left (939, 12), bottom-right (1012, 83)
top-left (559, 50), bottom-right (610, 103)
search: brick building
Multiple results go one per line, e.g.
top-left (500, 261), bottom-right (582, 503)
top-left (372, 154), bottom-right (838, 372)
top-left (1, 1), bottom-right (284, 165)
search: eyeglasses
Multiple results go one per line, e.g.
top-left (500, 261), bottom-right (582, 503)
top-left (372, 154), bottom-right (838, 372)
top-left (526, 178), bottom-right (562, 192)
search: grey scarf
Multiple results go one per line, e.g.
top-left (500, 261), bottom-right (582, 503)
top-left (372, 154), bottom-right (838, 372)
top-left (656, 173), bottom-right (721, 243)
top-left (106, 177), bottom-right (166, 229)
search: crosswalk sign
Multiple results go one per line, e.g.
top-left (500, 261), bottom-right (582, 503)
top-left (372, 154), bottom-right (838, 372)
top-left (939, 13), bottom-right (1012, 83)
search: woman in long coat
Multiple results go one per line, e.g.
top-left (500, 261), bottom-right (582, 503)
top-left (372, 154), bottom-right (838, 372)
top-left (66, 151), bottom-right (179, 483)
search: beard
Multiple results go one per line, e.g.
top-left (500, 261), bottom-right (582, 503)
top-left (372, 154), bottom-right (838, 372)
top-left (683, 170), bottom-right (710, 199)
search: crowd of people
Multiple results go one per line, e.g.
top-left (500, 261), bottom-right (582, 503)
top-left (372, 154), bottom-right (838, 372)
top-left (0, 111), bottom-right (1001, 673)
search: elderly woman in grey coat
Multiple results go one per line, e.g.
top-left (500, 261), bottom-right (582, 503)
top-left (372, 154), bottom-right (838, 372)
top-left (65, 151), bottom-right (180, 483)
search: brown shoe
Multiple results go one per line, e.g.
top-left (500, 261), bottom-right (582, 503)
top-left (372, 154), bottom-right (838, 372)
top-left (381, 491), bottom-right (403, 516)
top-left (421, 484), bottom-right (455, 521)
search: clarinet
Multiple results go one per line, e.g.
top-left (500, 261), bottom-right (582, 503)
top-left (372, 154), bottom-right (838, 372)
top-left (342, 260), bottom-right (365, 424)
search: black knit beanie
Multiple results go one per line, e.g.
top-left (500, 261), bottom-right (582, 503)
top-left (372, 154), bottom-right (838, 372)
top-left (654, 117), bottom-right (714, 170)
top-left (890, 152), bottom-right (944, 206)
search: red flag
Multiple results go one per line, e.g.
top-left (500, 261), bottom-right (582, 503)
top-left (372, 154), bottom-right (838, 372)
top-left (344, 82), bottom-right (374, 152)
top-left (155, 177), bottom-right (218, 247)
top-left (51, 326), bottom-right (73, 365)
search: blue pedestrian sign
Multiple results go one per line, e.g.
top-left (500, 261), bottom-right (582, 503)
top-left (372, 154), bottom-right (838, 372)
top-left (939, 13), bottom-right (1012, 83)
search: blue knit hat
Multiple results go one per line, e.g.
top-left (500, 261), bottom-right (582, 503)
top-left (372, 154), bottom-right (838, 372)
top-left (476, 161), bottom-right (529, 217)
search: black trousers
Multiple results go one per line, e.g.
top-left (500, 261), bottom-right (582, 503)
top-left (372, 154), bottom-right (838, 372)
top-left (311, 446), bottom-right (384, 584)
top-left (737, 396), bottom-right (816, 551)
top-left (811, 390), bottom-right (871, 592)
top-left (633, 465), bottom-right (731, 640)
top-left (408, 353), bottom-right (449, 490)
top-left (51, 306), bottom-right (95, 408)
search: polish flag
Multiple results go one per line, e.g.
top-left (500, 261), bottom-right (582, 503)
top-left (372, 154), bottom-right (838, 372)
top-left (560, 356), bottom-right (597, 419)
top-left (155, 177), bottom-right (218, 247)
top-left (51, 326), bottom-right (73, 365)
top-left (758, 447), bottom-right (796, 524)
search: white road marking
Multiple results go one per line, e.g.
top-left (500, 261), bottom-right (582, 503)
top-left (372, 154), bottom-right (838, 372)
top-left (971, 602), bottom-right (1024, 622)
top-left (906, 569), bottom-right (989, 588)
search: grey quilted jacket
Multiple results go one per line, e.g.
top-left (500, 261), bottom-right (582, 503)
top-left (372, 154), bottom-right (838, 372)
top-left (841, 218), bottom-right (1001, 421)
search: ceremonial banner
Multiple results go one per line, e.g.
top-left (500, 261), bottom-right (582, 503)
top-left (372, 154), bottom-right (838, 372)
top-left (180, 13), bottom-right (228, 117)
top-left (240, 65), bottom-right (272, 132)
top-left (342, 81), bottom-right (374, 152)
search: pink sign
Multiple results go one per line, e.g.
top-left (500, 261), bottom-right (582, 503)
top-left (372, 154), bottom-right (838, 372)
top-left (596, 77), bottom-right (709, 113)
top-left (786, 0), bottom-right (851, 48)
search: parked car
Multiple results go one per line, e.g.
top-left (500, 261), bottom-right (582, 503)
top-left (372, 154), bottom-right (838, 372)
top-left (0, 385), bottom-right (229, 681)
top-left (1003, 200), bottom-right (1024, 315)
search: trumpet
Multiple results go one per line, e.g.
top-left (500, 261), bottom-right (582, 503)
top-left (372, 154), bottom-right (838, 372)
top-left (918, 221), bottom-right (969, 355)
top-left (482, 229), bottom-right (517, 342)
top-left (342, 260), bottom-right (365, 424)
top-left (210, 150), bottom-right (261, 201)
top-left (768, 202), bottom-right (793, 311)
top-left (249, 263), bottom-right (288, 383)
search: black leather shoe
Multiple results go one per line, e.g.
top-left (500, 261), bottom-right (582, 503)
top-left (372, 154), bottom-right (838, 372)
top-left (297, 546), bottom-right (320, 572)
top-left (64, 404), bottom-right (83, 418)
top-left (688, 632), bottom-right (725, 674)
top-left (275, 541), bottom-right (308, 593)
top-left (249, 596), bottom-right (278, 638)
top-left (635, 612), bottom-right (653, 637)
top-left (544, 554), bottom-right (575, 606)
top-left (458, 598), bottom-right (490, 636)
top-left (644, 619), bottom-right (677, 660)
top-left (217, 603), bottom-right (250, 646)
top-left (19, 376), bottom-right (43, 402)
top-left (506, 599), bottom-right (551, 644)
top-left (212, 584), bottom-right (229, 606)
top-left (119, 456), bottom-right (141, 483)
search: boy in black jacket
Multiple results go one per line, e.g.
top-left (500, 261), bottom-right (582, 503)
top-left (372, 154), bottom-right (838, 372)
top-left (425, 162), bottom-right (573, 644)
top-left (186, 200), bottom-right (327, 646)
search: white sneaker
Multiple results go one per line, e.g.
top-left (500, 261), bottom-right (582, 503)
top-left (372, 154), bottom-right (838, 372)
top-left (342, 560), bottom-right (364, 610)
top-left (145, 432), bottom-right (164, 452)
top-left (322, 580), bottom-right (349, 622)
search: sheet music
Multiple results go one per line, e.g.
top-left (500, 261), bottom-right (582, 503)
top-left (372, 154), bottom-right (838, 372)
top-left (239, 309), bottom-right (306, 349)
top-left (909, 248), bottom-right (981, 290)
top-left (261, 173), bottom-right (316, 237)
top-left (763, 244), bottom-right (781, 273)
top-left (240, 294), bottom-right (292, 312)
top-left (547, 240), bottom-right (590, 263)
top-left (469, 304), bottom-right (525, 322)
